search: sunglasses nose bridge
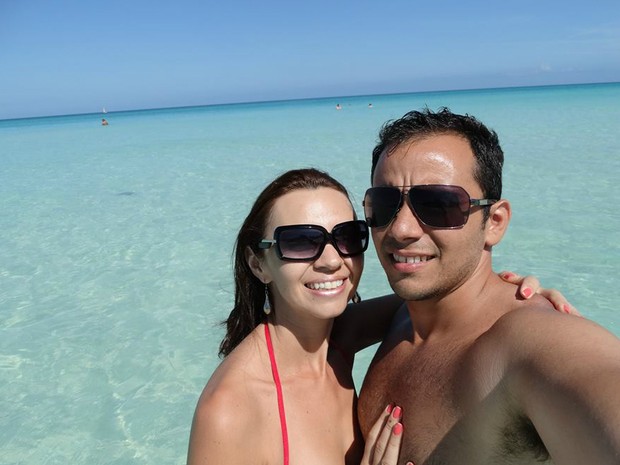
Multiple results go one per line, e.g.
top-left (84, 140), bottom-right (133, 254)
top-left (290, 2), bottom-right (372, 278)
top-left (381, 189), bottom-right (406, 228)
top-left (313, 234), bottom-right (344, 265)
top-left (390, 189), bottom-right (427, 233)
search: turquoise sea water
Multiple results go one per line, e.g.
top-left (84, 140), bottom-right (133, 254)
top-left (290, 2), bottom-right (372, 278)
top-left (1, 83), bottom-right (619, 464)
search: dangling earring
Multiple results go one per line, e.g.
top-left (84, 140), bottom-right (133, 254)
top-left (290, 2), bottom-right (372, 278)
top-left (352, 291), bottom-right (362, 304)
top-left (263, 285), bottom-right (271, 315)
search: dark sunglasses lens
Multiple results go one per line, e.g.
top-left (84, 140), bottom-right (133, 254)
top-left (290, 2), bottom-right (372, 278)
top-left (332, 221), bottom-right (368, 256)
top-left (277, 227), bottom-right (325, 260)
top-left (409, 185), bottom-right (469, 228)
top-left (364, 187), bottom-right (402, 227)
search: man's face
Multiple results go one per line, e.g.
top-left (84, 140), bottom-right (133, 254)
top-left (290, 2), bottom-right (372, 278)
top-left (370, 133), bottom-right (489, 302)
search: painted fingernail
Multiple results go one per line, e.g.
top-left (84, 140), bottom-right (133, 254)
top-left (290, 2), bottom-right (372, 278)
top-left (522, 287), bottom-right (533, 298)
top-left (392, 423), bottom-right (403, 435)
top-left (562, 304), bottom-right (570, 314)
top-left (501, 272), bottom-right (514, 279)
top-left (392, 406), bottom-right (402, 419)
top-left (386, 403), bottom-right (393, 414)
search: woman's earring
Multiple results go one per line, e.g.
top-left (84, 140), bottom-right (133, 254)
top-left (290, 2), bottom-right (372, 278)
top-left (263, 285), bottom-right (271, 315)
top-left (352, 291), bottom-right (361, 304)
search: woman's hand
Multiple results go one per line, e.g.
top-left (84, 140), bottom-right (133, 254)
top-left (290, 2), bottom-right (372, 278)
top-left (361, 404), bottom-right (414, 465)
top-left (499, 271), bottom-right (581, 316)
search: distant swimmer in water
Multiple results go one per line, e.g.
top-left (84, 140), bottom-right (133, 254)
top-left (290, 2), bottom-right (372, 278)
top-left (336, 103), bottom-right (342, 110)
top-left (101, 118), bottom-right (109, 126)
top-left (368, 103), bottom-right (373, 108)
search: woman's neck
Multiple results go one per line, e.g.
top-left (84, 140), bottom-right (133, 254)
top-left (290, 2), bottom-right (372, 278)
top-left (264, 318), bottom-right (333, 378)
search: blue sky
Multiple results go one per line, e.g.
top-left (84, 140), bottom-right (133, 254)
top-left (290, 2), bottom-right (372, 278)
top-left (1, 0), bottom-right (619, 119)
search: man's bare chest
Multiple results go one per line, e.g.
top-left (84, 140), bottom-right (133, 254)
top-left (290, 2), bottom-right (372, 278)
top-left (360, 342), bottom-right (467, 454)
top-left (359, 341), bottom-right (548, 464)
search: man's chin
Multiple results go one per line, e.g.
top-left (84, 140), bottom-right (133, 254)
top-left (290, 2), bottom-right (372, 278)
top-left (389, 280), bottom-right (437, 302)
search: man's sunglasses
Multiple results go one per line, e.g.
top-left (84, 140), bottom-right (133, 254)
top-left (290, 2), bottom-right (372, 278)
top-left (363, 184), bottom-right (497, 229)
top-left (258, 220), bottom-right (369, 261)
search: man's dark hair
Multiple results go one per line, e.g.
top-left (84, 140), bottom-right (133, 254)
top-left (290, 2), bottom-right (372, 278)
top-left (371, 107), bottom-right (504, 207)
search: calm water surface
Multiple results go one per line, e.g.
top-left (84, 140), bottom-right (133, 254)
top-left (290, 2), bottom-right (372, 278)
top-left (1, 83), bottom-right (619, 464)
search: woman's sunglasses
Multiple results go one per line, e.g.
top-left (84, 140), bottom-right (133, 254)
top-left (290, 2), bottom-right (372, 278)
top-left (363, 184), bottom-right (497, 229)
top-left (258, 220), bottom-right (369, 261)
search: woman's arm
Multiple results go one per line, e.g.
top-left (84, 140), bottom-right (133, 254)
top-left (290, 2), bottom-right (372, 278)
top-left (498, 271), bottom-right (580, 316)
top-left (331, 293), bottom-right (404, 356)
top-left (332, 273), bottom-right (578, 356)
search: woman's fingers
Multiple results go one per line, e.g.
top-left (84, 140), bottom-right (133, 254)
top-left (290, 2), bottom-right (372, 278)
top-left (534, 287), bottom-right (582, 316)
top-left (377, 422), bottom-right (404, 465)
top-left (373, 405), bottom-right (402, 461)
top-left (499, 271), bottom-right (581, 316)
top-left (361, 404), bottom-right (406, 465)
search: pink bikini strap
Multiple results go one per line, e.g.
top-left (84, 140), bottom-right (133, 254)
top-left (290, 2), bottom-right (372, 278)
top-left (264, 323), bottom-right (289, 465)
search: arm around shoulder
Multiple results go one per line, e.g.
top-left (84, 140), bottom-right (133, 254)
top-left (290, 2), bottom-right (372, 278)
top-left (331, 293), bottom-right (404, 355)
top-left (508, 310), bottom-right (620, 464)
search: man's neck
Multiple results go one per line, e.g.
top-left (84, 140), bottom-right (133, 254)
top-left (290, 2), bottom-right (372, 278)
top-left (405, 263), bottom-right (499, 342)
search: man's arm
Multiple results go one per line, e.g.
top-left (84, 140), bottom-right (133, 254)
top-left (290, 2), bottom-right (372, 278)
top-left (508, 309), bottom-right (620, 464)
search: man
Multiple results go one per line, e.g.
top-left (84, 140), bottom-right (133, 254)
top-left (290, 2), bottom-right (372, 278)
top-left (358, 108), bottom-right (620, 464)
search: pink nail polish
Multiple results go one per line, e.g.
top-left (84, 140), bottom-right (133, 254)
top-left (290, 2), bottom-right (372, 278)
top-left (502, 272), bottom-right (514, 280)
top-left (392, 406), bottom-right (402, 419)
top-left (522, 287), bottom-right (533, 298)
top-left (386, 404), bottom-right (393, 414)
top-left (562, 304), bottom-right (570, 314)
top-left (392, 423), bottom-right (403, 435)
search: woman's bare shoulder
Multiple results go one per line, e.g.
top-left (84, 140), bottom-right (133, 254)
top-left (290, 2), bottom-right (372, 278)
top-left (198, 331), bottom-right (269, 415)
top-left (188, 335), bottom-right (272, 464)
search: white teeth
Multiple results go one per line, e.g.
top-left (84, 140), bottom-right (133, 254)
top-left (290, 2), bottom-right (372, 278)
top-left (393, 254), bottom-right (429, 264)
top-left (307, 279), bottom-right (344, 290)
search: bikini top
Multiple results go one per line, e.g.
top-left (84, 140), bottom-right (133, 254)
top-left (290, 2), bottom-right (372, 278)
top-left (263, 323), bottom-right (352, 465)
top-left (264, 323), bottom-right (290, 465)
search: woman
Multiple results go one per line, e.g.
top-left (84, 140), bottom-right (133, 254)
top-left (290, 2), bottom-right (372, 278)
top-left (187, 168), bottom-right (573, 465)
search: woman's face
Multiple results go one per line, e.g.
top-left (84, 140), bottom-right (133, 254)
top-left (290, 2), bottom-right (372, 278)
top-left (258, 187), bottom-right (364, 324)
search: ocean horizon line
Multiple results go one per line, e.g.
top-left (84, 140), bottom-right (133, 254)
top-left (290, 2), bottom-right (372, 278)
top-left (2, 80), bottom-right (618, 123)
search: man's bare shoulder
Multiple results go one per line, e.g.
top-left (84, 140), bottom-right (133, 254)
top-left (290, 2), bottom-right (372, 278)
top-left (474, 296), bottom-right (620, 396)
top-left (487, 296), bottom-right (618, 353)
top-left (480, 299), bottom-right (620, 462)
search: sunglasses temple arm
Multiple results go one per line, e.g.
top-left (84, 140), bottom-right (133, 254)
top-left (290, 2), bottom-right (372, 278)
top-left (471, 199), bottom-right (497, 207)
top-left (258, 240), bottom-right (276, 249)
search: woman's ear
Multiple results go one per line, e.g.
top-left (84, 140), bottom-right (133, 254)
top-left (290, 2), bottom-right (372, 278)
top-left (484, 199), bottom-right (511, 247)
top-left (245, 246), bottom-right (270, 283)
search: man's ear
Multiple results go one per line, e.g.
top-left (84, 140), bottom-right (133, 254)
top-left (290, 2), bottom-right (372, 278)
top-left (245, 246), bottom-right (271, 283)
top-left (484, 199), bottom-right (511, 247)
